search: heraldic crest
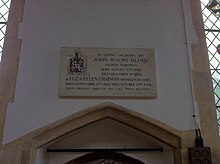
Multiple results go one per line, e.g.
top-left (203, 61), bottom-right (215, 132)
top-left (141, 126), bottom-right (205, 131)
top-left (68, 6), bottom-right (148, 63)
top-left (67, 49), bottom-right (86, 75)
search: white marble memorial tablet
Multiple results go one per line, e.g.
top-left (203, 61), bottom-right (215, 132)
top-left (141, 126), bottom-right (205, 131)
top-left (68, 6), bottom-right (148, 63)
top-left (59, 48), bottom-right (157, 98)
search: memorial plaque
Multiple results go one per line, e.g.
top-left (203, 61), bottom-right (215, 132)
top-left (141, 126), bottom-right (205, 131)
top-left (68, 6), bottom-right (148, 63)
top-left (59, 48), bottom-right (157, 98)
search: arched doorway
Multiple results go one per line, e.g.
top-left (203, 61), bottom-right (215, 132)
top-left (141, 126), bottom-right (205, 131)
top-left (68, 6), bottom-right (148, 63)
top-left (65, 152), bottom-right (144, 164)
top-left (40, 103), bottom-right (181, 164)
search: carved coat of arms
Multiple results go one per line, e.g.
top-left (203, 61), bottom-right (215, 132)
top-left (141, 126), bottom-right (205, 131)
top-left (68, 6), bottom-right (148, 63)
top-left (68, 50), bottom-right (86, 75)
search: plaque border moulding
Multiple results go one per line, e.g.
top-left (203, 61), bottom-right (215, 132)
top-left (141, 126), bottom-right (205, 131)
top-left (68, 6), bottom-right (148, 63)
top-left (59, 47), bottom-right (157, 99)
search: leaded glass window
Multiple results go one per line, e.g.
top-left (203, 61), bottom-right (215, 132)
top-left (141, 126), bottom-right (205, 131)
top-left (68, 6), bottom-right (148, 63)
top-left (200, 0), bottom-right (220, 133)
top-left (0, 0), bottom-right (11, 61)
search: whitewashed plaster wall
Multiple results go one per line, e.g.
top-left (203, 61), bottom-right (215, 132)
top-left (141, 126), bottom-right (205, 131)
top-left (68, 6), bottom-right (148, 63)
top-left (3, 0), bottom-right (197, 143)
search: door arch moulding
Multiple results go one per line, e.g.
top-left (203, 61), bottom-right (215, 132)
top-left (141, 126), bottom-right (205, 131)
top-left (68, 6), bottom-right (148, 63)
top-left (2, 102), bottom-right (184, 164)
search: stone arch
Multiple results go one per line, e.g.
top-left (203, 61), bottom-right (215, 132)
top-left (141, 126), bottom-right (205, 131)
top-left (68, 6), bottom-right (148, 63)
top-left (4, 103), bottom-right (182, 164)
top-left (31, 102), bottom-right (181, 149)
top-left (65, 151), bottom-right (145, 164)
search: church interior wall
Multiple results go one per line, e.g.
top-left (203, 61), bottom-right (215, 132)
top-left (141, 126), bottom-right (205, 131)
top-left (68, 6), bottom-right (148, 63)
top-left (0, 0), bottom-right (219, 163)
top-left (4, 0), bottom-right (195, 144)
